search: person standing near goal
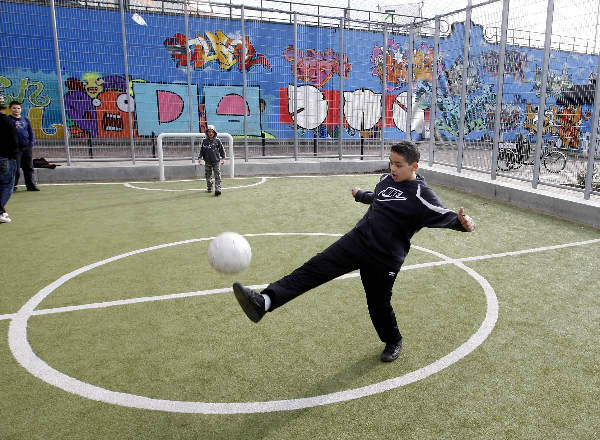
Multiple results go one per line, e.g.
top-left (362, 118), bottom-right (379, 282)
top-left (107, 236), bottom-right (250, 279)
top-left (199, 125), bottom-right (225, 196)
top-left (233, 141), bottom-right (476, 362)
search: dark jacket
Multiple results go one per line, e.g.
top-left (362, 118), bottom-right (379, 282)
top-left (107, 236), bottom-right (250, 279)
top-left (8, 114), bottom-right (34, 149)
top-left (199, 137), bottom-right (225, 163)
top-left (348, 173), bottom-right (465, 269)
top-left (0, 113), bottom-right (19, 159)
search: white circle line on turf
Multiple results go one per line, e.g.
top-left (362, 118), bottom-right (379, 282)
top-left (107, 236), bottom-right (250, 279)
top-left (6, 235), bottom-right (597, 413)
top-left (34, 173), bottom-right (386, 187)
top-left (9, 232), bottom-right (495, 414)
top-left (123, 177), bottom-right (268, 192)
top-left (2, 237), bottom-right (598, 322)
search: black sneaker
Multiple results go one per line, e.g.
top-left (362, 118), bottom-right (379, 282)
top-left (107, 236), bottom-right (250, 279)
top-left (27, 186), bottom-right (40, 191)
top-left (233, 282), bottom-right (265, 323)
top-left (380, 338), bottom-right (403, 362)
top-left (215, 190), bottom-right (221, 196)
top-left (207, 188), bottom-right (212, 193)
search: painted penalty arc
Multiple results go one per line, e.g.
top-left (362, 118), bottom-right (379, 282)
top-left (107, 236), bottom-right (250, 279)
top-left (8, 233), bottom-right (498, 414)
top-left (123, 177), bottom-right (268, 192)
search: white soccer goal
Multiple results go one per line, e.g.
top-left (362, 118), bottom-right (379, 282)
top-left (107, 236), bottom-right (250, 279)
top-left (156, 132), bottom-right (234, 181)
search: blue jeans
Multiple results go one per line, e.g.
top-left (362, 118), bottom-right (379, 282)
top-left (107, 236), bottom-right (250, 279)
top-left (0, 158), bottom-right (17, 214)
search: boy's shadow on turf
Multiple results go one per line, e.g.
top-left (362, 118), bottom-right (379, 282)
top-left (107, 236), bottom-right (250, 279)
top-left (225, 354), bottom-right (383, 437)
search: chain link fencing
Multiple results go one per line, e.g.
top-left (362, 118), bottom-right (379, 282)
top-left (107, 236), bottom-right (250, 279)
top-left (1, 0), bottom-right (599, 197)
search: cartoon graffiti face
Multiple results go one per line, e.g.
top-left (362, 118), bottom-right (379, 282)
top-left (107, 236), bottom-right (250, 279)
top-left (64, 90), bottom-right (98, 138)
top-left (82, 73), bottom-right (104, 99)
top-left (94, 90), bottom-right (135, 137)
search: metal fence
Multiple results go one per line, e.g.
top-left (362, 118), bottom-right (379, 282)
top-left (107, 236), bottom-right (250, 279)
top-left (1, 0), bottom-right (599, 199)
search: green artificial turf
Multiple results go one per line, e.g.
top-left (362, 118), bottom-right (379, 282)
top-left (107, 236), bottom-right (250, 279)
top-left (1, 175), bottom-right (599, 439)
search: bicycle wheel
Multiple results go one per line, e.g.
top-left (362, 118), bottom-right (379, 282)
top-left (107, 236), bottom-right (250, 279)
top-left (497, 149), bottom-right (516, 171)
top-left (543, 150), bottom-right (567, 173)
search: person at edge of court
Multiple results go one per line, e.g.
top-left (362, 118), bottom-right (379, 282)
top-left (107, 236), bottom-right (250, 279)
top-left (0, 94), bottom-right (19, 223)
top-left (199, 125), bottom-right (226, 197)
top-left (232, 141), bottom-right (476, 363)
top-left (8, 100), bottom-right (39, 192)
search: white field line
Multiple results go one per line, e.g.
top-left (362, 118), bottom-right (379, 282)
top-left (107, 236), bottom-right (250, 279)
top-left (1, 237), bottom-right (597, 322)
top-left (123, 177), bottom-right (268, 192)
top-left (35, 174), bottom-right (378, 187)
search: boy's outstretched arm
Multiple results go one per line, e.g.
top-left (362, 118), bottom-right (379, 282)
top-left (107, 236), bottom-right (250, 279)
top-left (458, 207), bottom-right (476, 232)
top-left (352, 186), bottom-right (374, 204)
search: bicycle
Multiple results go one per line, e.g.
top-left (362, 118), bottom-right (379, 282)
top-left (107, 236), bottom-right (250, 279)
top-left (497, 135), bottom-right (567, 173)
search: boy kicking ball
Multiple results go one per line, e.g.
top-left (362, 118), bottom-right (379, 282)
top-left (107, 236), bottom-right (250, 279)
top-left (233, 141), bottom-right (475, 362)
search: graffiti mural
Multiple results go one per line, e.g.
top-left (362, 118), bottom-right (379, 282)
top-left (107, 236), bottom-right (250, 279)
top-left (0, 72), bottom-right (63, 138)
top-left (434, 85), bottom-right (496, 136)
top-left (203, 85), bottom-right (261, 136)
top-left (480, 49), bottom-right (529, 82)
top-left (133, 82), bottom-right (198, 136)
top-left (444, 55), bottom-right (480, 96)
top-left (279, 85), bottom-right (425, 139)
top-left (533, 66), bottom-right (574, 98)
top-left (164, 31), bottom-right (271, 72)
top-left (484, 102), bottom-right (522, 131)
top-left (4, 6), bottom-right (600, 150)
top-left (370, 40), bottom-right (438, 93)
top-left (282, 46), bottom-right (351, 88)
top-left (524, 103), bottom-right (590, 149)
top-left (64, 73), bottom-right (136, 138)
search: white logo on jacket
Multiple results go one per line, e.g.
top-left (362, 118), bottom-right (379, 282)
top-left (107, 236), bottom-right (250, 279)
top-left (377, 187), bottom-right (407, 201)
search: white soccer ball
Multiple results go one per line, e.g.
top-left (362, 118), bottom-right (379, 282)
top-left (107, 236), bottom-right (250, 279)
top-left (207, 232), bottom-right (252, 274)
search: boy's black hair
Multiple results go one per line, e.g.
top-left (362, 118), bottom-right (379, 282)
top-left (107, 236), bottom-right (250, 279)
top-left (9, 100), bottom-right (22, 107)
top-left (390, 141), bottom-right (420, 164)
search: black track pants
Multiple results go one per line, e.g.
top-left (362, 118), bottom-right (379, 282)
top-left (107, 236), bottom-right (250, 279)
top-left (263, 235), bottom-right (402, 344)
top-left (15, 147), bottom-right (36, 190)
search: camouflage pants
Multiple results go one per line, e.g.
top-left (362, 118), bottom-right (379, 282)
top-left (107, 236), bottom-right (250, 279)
top-left (204, 161), bottom-right (221, 191)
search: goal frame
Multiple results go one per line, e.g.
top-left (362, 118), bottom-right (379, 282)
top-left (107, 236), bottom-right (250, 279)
top-left (156, 132), bottom-right (234, 181)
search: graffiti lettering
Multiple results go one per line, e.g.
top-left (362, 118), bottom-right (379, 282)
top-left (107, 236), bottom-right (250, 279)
top-left (484, 103), bottom-right (522, 131)
top-left (280, 86), bottom-right (424, 135)
top-left (164, 31), bottom-right (271, 72)
top-left (435, 85), bottom-right (495, 136)
top-left (0, 76), bottom-right (51, 107)
top-left (370, 40), bottom-right (438, 93)
top-left (480, 49), bottom-right (529, 82)
top-left (282, 46), bottom-right (351, 88)
top-left (444, 56), bottom-right (480, 96)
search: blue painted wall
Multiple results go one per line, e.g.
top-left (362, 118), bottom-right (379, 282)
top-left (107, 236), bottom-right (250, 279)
top-left (0, 2), bottom-right (597, 152)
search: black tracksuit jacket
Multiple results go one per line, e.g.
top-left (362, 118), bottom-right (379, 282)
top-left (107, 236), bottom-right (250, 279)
top-left (348, 173), bottom-right (466, 269)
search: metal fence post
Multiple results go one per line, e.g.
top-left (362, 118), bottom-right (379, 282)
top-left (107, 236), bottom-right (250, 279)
top-left (381, 25), bottom-right (388, 158)
top-left (407, 23), bottom-right (415, 141)
top-left (242, 6), bottom-right (248, 162)
top-left (339, 17), bottom-right (344, 160)
top-left (533, 0), bottom-right (554, 189)
top-left (584, 55), bottom-right (600, 199)
top-left (119, 0), bottom-right (136, 165)
top-left (49, 0), bottom-right (70, 165)
top-left (293, 13), bottom-right (298, 160)
top-left (428, 16), bottom-right (440, 167)
top-left (457, 0), bottom-right (472, 173)
top-left (184, 0), bottom-right (195, 164)
top-left (491, 0), bottom-right (510, 179)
